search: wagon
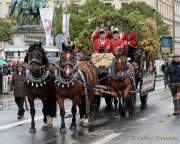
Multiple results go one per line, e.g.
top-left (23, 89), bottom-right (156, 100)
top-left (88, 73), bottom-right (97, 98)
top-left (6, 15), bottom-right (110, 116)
top-left (91, 52), bottom-right (156, 111)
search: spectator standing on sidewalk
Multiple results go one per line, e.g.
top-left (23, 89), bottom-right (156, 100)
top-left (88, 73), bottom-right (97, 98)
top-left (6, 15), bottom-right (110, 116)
top-left (0, 67), bottom-right (3, 94)
top-left (166, 53), bottom-right (180, 115)
top-left (10, 62), bottom-right (26, 119)
top-left (161, 59), bottom-right (169, 88)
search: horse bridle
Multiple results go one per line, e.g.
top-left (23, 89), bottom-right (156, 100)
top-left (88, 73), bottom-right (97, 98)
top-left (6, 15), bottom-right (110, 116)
top-left (55, 54), bottom-right (80, 87)
top-left (25, 56), bottom-right (49, 87)
top-left (109, 56), bottom-right (127, 81)
top-left (29, 58), bottom-right (41, 65)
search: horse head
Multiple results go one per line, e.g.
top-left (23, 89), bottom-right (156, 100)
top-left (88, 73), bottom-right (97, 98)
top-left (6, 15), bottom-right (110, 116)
top-left (59, 43), bottom-right (77, 78)
top-left (114, 55), bottom-right (127, 77)
top-left (26, 42), bottom-right (48, 75)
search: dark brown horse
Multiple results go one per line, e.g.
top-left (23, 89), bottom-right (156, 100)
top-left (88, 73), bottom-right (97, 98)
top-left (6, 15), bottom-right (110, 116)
top-left (55, 44), bottom-right (97, 133)
top-left (24, 43), bottom-right (56, 133)
top-left (107, 53), bottom-right (136, 117)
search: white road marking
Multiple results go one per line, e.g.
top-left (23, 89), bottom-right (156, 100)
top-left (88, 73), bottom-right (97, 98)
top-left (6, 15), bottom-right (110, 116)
top-left (92, 133), bottom-right (122, 144)
top-left (0, 116), bottom-right (43, 131)
top-left (0, 110), bottom-right (72, 131)
top-left (136, 116), bottom-right (152, 123)
top-left (155, 86), bottom-right (165, 90)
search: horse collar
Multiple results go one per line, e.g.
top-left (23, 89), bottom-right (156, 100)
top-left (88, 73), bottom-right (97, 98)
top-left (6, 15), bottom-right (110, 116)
top-left (25, 68), bottom-right (50, 87)
top-left (54, 69), bottom-right (77, 88)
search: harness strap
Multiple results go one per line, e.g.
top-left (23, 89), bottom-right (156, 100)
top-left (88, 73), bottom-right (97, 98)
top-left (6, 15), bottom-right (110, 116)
top-left (78, 69), bottom-right (90, 115)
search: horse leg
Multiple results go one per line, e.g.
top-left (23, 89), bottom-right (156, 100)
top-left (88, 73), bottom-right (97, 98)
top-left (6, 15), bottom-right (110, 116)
top-left (57, 97), bottom-right (66, 133)
top-left (79, 94), bottom-right (85, 127)
top-left (124, 88), bottom-right (131, 118)
top-left (79, 94), bottom-right (89, 127)
top-left (45, 91), bottom-right (57, 129)
top-left (114, 97), bottom-right (118, 112)
top-left (42, 100), bottom-right (47, 124)
top-left (28, 98), bottom-right (36, 133)
top-left (118, 96), bottom-right (122, 117)
top-left (70, 104), bottom-right (77, 131)
top-left (41, 99), bottom-right (51, 131)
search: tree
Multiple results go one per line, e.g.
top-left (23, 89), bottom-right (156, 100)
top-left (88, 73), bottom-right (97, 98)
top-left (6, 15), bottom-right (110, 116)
top-left (119, 2), bottom-right (169, 37)
top-left (54, 0), bottom-right (115, 39)
top-left (0, 19), bottom-right (12, 41)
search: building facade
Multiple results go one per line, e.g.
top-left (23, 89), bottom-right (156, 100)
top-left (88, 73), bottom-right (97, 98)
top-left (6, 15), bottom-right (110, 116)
top-left (174, 0), bottom-right (180, 53)
top-left (1, 0), bottom-right (180, 52)
top-left (0, 0), bottom-right (10, 18)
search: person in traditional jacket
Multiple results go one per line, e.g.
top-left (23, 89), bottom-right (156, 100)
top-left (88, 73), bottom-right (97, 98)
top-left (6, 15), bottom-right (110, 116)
top-left (127, 31), bottom-right (138, 62)
top-left (10, 62), bottom-right (26, 119)
top-left (166, 53), bottom-right (180, 115)
top-left (91, 26), bottom-right (111, 42)
top-left (92, 29), bottom-right (112, 53)
top-left (110, 28), bottom-right (125, 55)
top-left (161, 59), bottom-right (169, 88)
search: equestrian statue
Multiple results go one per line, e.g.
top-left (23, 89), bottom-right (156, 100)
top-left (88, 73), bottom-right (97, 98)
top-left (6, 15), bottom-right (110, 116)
top-left (8, 0), bottom-right (46, 25)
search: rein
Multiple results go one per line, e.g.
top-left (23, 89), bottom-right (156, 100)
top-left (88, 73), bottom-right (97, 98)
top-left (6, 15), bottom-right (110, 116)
top-left (24, 64), bottom-right (47, 70)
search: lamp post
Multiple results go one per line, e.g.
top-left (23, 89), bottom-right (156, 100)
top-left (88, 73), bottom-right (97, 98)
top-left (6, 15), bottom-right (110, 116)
top-left (64, 0), bottom-right (69, 44)
top-left (172, 0), bottom-right (175, 53)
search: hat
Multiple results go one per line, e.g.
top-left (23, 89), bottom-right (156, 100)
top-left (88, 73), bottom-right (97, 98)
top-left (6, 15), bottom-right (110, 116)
top-left (101, 23), bottom-right (110, 30)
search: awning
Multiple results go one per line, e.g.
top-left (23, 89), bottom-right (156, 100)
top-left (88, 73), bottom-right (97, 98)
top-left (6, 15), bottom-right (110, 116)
top-left (4, 45), bottom-right (59, 52)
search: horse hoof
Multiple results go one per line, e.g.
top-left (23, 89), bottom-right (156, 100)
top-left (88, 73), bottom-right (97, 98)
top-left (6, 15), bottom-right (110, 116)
top-left (60, 127), bottom-right (66, 134)
top-left (29, 127), bottom-right (36, 134)
top-left (41, 125), bottom-right (48, 131)
top-left (47, 123), bottom-right (53, 128)
top-left (70, 124), bottom-right (77, 131)
top-left (80, 118), bottom-right (89, 127)
top-left (141, 104), bottom-right (147, 110)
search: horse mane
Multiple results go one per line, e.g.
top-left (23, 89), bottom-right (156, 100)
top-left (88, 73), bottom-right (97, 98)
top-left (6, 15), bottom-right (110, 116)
top-left (62, 43), bottom-right (75, 52)
top-left (26, 42), bottom-right (48, 65)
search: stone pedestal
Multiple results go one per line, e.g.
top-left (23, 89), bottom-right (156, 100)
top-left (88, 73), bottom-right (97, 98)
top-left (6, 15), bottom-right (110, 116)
top-left (11, 25), bottom-right (46, 45)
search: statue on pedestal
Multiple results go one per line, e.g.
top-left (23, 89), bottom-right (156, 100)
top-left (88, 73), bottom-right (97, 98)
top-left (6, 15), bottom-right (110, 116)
top-left (8, 0), bottom-right (46, 26)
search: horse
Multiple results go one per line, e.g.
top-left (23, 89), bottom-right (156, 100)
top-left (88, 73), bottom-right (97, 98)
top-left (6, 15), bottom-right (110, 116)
top-left (107, 50), bottom-right (136, 117)
top-left (24, 43), bottom-right (56, 133)
top-left (55, 44), bottom-right (97, 133)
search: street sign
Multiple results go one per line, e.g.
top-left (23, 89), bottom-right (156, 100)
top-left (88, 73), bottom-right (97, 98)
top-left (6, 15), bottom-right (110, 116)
top-left (55, 34), bottom-right (64, 50)
top-left (24, 35), bottom-right (45, 45)
top-left (160, 35), bottom-right (172, 53)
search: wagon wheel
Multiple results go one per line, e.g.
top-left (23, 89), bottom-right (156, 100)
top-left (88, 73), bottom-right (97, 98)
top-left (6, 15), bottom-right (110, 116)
top-left (94, 94), bottom-right (101, 112)
top-left (140, 92), bottom-right (148, 109)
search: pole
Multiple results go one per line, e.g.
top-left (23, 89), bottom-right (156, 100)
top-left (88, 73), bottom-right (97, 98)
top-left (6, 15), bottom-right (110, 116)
top-left (64, 0), bottom-right (68, 44)
top-left (172, 0), bottom-right (175, 53)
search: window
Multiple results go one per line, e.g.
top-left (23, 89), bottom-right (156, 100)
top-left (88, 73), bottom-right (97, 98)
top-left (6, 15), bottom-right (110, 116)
top-left (6, 52), bottom-right (14, 57)
top-left (104, 3), bottom-right (111, 6)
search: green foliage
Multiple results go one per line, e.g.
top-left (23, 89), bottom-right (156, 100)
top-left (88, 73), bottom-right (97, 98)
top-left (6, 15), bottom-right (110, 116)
top-left (54, 0), bottom-right (115, 39)
top-left (54, 6), bottom-right (63, 35)
top-left (119, 2), bottom-right (169, 37)
top-left (0, 19), bottom-right (12, 41)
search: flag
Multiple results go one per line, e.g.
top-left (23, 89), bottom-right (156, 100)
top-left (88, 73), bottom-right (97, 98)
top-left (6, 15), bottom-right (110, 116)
top-left (40, 8), bottom-right (54, 46)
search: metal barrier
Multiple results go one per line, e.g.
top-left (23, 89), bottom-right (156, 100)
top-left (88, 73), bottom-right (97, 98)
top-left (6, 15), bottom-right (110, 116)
top-left (2, 75), bottom-right (12, 94)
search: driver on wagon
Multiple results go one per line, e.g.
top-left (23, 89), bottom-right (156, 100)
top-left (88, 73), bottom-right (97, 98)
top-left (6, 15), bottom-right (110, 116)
top-left (111, 28), bottom-right (125, 55)
top-left (92, 29), bottom-right (111, 53)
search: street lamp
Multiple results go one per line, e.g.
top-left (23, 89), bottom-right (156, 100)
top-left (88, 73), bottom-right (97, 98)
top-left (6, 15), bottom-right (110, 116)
top-left (172, 0), bottom-right (175, 52)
